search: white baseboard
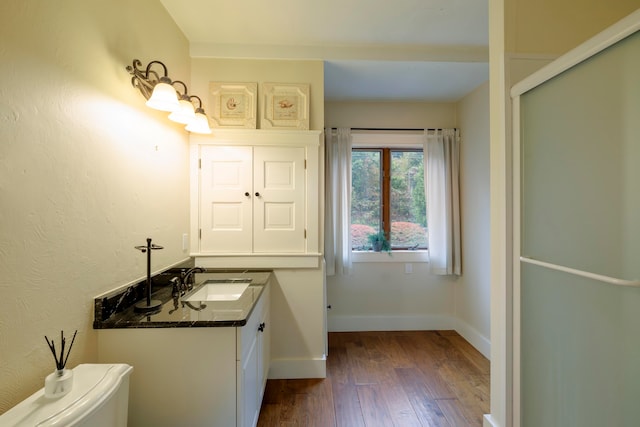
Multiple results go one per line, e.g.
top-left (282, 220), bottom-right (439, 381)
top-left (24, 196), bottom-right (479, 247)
top-left (454, 318), bottom-right (491, 360)
top-left (328, 314), bottom-right (456, 332)
top-left (268, 356), bottom-right (327, 379)
top-left (483, 414), bottom-right (500, 427)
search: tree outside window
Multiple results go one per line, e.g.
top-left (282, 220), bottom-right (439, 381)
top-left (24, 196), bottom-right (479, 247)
top-left (351, 148), bottom-right (427, 251)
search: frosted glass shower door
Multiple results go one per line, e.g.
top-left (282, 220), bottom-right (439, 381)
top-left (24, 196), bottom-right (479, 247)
top-left (517, 26), bottom-right (640, 427)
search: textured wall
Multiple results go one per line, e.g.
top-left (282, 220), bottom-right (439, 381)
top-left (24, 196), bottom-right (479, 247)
top-left (0, 0), bottom-right (191, 413)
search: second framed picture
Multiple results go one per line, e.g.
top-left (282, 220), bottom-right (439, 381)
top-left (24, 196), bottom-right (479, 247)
top-left (209, 82), bottom-right (257, 128)
top-left (260, 83), bottom-right (310, 130)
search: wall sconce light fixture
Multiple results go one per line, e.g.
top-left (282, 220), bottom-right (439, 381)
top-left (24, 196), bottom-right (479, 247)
top-left (185, 96), bottom-right (212, 134)
top-left (168, 81), bottom-right (196, 124)
top-left (126, 59), bottom-right (211, 134)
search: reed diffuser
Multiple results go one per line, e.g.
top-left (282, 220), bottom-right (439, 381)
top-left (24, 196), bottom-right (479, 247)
top-left (44, 330), bottom-right (77, 398)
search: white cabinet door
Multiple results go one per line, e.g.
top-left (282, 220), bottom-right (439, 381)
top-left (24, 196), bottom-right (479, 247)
top-left (253, 146), bottom-right (306, 253)
top-left (200, 146), bottom-right (253, 253)
top-left (238, 333), bottom-right (260, 427)
top-left (237, 285), bottom-right (269, 427)
top-left (200, 145), bottom-right (306, 254)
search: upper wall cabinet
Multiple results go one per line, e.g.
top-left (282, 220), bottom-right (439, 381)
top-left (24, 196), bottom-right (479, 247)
top-left (190, 130), bottom-right (322, 263)
top-left (200, 145), bottom-right (305, 253)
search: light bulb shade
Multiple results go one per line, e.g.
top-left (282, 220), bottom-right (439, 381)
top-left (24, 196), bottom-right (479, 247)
top-left (168, 99), bottom-right (196, 124)
top-left (145, 82), bottom-right (179, 112)
top-left (185, 111), bottom-right (212, 134)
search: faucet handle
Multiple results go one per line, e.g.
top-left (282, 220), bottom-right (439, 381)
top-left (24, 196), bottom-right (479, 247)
top-left (170, 277), bottom-right (180, 297)
top-left (180, 267), bottom-right (205, 291)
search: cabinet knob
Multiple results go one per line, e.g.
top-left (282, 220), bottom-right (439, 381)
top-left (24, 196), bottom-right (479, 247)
top-left (255, 192), bottom-right (261, 197)
top-left (258, 322), bottom-right (266, 332)
top-left (244, 192), bottom-right (250, 197)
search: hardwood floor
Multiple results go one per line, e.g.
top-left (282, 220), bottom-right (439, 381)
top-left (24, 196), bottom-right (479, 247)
top-left (257, 331), bottom-right (490, 427)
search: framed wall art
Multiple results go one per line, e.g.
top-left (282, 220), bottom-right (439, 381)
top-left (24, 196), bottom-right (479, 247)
top-left (260, 83), bottom-right (309, 130)
top-left (209, 82), bottom-right (257, 128)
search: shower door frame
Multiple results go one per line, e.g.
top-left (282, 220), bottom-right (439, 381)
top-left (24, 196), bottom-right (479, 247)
top-left (509, 10), bottom-right (640, 427)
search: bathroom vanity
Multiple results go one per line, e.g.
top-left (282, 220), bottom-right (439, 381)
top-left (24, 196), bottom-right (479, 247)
top-left (94, 271), bottom-right (271, 427)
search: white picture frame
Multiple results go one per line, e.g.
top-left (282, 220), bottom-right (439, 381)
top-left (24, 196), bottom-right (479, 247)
top-left (260, 83), bottom-right (309, 130)
top-left (209, 82), bottom-right (257, 129)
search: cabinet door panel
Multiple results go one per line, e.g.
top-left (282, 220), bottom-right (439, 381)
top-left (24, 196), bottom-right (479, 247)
top-left (238, 337), bottom-right (260, 427)
top-left (253, 147), bottom-right (305, 253)
top-left (263, 203), bottom-right (295, 229)
top-left (237, 288), bottom-right (266, 427)
top-left (200, 146), bottom-right (252, 253)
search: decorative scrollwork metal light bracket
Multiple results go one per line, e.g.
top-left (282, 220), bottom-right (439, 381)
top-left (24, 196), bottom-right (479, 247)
top-left (126, 59), bottom-right (169, 100)
top-left (125, 59), bottom-right (212, 134)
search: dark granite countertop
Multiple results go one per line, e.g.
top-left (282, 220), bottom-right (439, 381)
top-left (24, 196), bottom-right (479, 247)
top-left (93, 270), bottom-right (271, 329)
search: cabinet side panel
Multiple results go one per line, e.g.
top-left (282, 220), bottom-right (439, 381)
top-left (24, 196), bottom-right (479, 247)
top-left (98, 328), bottom-right (237, 427)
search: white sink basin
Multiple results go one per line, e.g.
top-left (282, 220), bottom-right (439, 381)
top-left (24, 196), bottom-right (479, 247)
top-left (183, 282), bottom-right (250, 301)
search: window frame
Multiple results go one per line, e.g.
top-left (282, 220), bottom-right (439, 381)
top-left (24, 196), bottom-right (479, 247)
top-left (350, 131), bottom-right (429, 261)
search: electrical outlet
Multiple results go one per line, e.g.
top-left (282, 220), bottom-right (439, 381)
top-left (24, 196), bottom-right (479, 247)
top-left (182, 233), bottom-right (188, 251)
top-left (405, 263), bottom-right (413, 274)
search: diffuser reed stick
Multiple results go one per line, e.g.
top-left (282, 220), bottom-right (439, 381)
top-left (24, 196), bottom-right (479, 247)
top-left (44, 330), bottom-right (77, 371)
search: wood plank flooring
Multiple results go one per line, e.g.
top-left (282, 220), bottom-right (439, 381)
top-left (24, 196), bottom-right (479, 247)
top-left (257, 331), bottom-right (490, 427)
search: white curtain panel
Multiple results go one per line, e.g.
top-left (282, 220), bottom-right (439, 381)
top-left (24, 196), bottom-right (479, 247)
top-left (424, 129), bottom-right (461, 275)
top-left (324, 128), bottom-right (353, 276)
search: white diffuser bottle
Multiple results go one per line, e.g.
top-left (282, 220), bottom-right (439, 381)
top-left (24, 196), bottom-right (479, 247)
top-left (44, 368), bottom-right (73, 398)
top-left (44, 330), bottom-right (78, 398)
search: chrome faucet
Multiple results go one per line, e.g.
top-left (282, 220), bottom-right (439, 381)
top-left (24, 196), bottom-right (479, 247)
top-left (180, 267), bottom-right (206, 292)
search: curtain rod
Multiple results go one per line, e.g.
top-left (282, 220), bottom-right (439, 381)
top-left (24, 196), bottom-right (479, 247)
top-left (329, 127), bottom-right (457, 131)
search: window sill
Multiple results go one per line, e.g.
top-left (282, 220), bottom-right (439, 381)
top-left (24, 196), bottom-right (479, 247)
top-left (351, 250), bottom-right (429, 263)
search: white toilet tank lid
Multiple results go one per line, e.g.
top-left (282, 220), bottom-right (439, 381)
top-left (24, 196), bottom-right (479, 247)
top-left (0, 363), bottom-right (133, 427)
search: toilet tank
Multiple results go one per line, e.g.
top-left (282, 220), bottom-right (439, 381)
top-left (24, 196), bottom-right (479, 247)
top-left (0, 364), bottom-right (133, 427)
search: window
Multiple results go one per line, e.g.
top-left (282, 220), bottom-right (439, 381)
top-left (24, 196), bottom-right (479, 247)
top-left (351, 147), bottom-right (427, 251)
top-left (326, 128), bottom-right (458, 270)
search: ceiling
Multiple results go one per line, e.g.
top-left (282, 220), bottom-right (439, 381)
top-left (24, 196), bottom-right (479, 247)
top-left (159, 0), bottom-right (489, 102)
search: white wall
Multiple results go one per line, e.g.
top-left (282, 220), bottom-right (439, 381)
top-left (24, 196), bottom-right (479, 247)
top-left (0, 0), bottom-right (191, 414)
top-left (327, 261), bottom-right (457, 331)
top-left (325, 97), bottom-right (491, 358)
top-left (505, 0), bottom-right (640, 55)
top-left (325, 101), bottom-right (457, 129)
top-left (455, 81), bottom-right (491, 357)
top-left (269, 269), bottom-right (327, 378)
top-left (190, 58), bottom-right (324, 130)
